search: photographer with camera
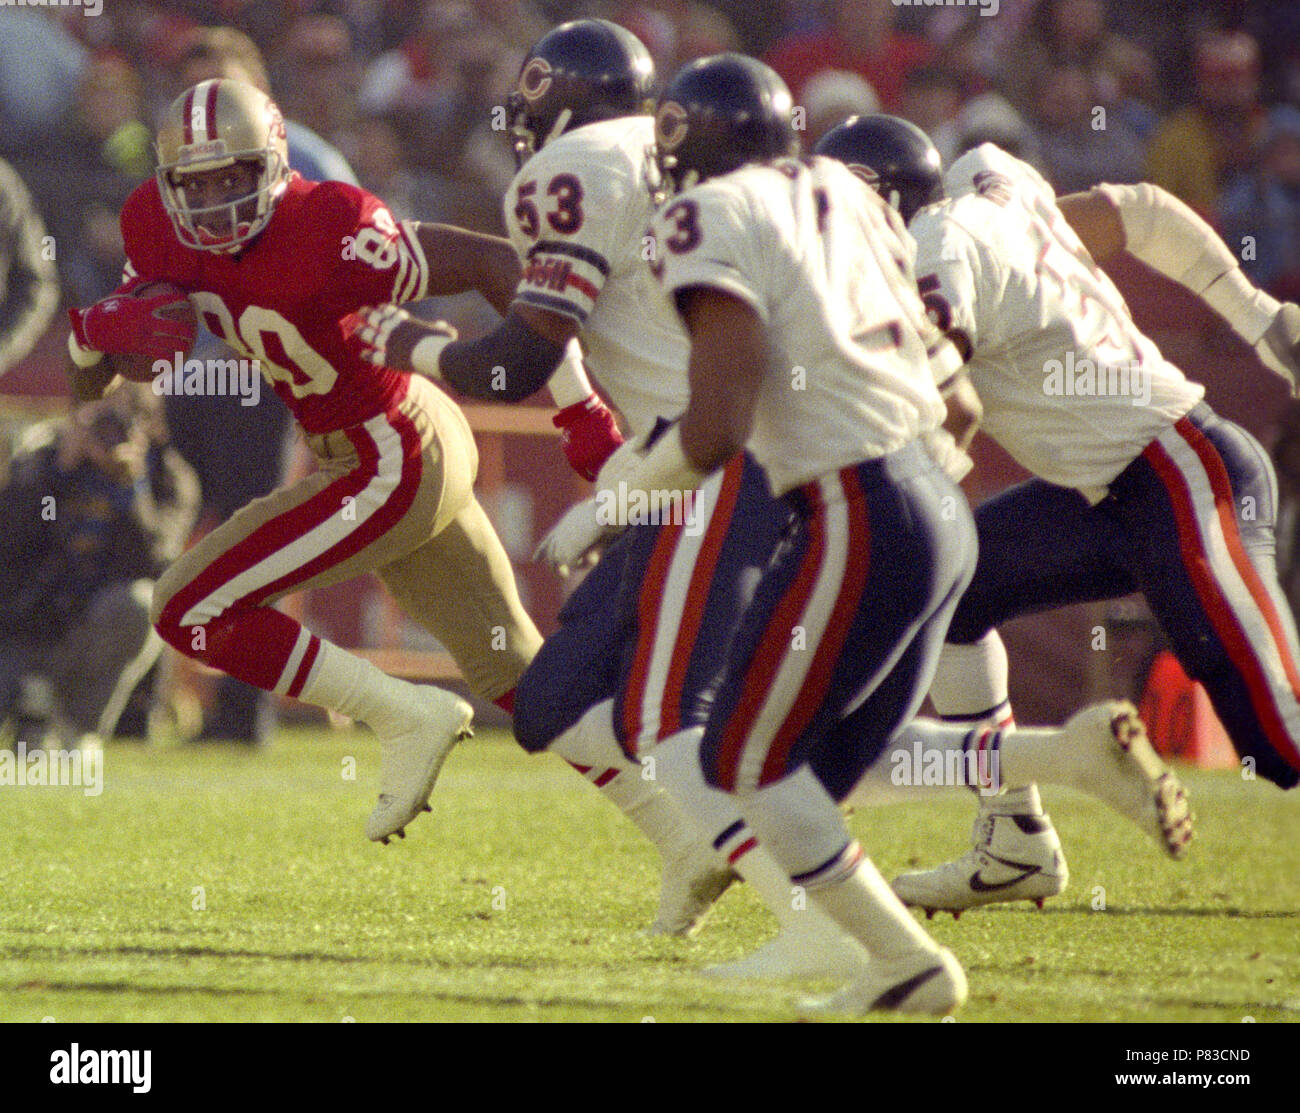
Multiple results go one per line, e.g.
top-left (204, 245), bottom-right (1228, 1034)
top-left (0, 389), bottom-right (198, 752)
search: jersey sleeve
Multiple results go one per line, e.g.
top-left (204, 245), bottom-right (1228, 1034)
top-left (649, 183), bottom-right (767, 322)
top-left (119, 180), bottom-right (173, 284)
top-left (911, 210), bottom-right (984, 355)
top-left (320, 182), bottom-right (431, 307)
top-left (502, 144), bottom-right (630, 324)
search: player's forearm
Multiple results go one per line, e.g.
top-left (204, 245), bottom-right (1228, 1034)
top-left (678, 288), bottom-right (764, 473)
top-left (435, 311), bottom-right (566, 402)
top-left (414, 223), bottom-right (521, 316)
top-left (1057, 189), bottom-right (1127, 265)
top-left (1089, 182), bottom-right (1279, 343)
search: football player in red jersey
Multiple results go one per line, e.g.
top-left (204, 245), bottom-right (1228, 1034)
top-left (65, 78), bottom-right (618, 842)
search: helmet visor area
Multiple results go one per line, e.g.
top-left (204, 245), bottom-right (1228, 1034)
top-left (159, 153), bottom-right (285, 252)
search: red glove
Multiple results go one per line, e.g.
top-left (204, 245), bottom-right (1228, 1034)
top-left (553, 393), bottom-right (624, 481)
top-left (68, 278), bottom-right (196, 361)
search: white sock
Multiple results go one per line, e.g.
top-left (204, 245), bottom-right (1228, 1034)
top-left (997, 726), bottom-right (1087, 789)
top-left (548, 700), bottom-right (696, 857)
top-left (299, 641), bottom-right (425, 736)
top-left (738, 768), bottom-right (937, 960)
top-left (807, 851), bottom-right (940, 962)
top-left (929, 631), bottom-right (1014, 726)
top-left (652, 728), bottom-right (808, 931)
top-left (736, 764), bottom-right (858, 880)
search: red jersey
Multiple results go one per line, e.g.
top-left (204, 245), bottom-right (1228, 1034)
top-left (120, 174), bottom-right (431, 434)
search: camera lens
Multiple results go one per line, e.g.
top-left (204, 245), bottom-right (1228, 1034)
top-left (90, 411), bottom-right (130, 446)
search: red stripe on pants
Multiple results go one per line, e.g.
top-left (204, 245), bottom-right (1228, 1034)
top-left (156, 410), bottom-right (423, 693)
top-left (714, 483), bottom-right (828, 791)
top-left (658, 457), bottom-right (745, 740)
top-left (1144, 431), bottom-right (1300, 773)
top-left (759, 469), bottom-right (871, 786)
top-left (621, 519), bottom-right (685, 751)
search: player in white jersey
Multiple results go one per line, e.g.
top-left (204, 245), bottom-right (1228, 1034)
top-left (359, 23), bottom-right (875, 965)
top-left (600, 53), bottom-right (983, 1016)
top-left (817, 115), bottom-right (1300, 915)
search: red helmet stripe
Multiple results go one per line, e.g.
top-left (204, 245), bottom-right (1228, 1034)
top-left (181, 86), bottom-right (197, 145)
top-left (205, 79), bottom-right (222, 141)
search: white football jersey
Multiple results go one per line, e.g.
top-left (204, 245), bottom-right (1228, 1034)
top-left (649, 156), bottom-right (949, 495)
top-left (911, 143), bottom-right (1204, 491)
top-left (503, 116), bottom-right (689, 436)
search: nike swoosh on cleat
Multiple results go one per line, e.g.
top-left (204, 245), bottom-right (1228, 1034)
top-left (871, 965), bottom-right (943, 1010)
top-left (969, 862), bottom-right (1043, 892)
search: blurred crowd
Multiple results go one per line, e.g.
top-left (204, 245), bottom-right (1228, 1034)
top-left (0, 0), bottom-right (1296, 310)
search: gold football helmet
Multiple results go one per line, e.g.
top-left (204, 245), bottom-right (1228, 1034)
top-left (155, 79), bottom-right (291, 252)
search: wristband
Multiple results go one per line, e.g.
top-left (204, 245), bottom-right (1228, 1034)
top-left (68, 330), bottom-right (104, 369)
top-left (1201, 269), bottom-right (1281, 346)
top-left (410, 333), bottom-right (453, 381)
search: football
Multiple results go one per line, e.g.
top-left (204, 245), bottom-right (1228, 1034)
top-left (108, 280), bottom-right (198, 383)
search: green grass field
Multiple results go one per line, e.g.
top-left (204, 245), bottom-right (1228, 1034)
top-left (1, 726), bottom-right (1297, 1023)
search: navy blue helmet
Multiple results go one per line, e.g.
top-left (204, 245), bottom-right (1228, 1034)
top-left (654, 53), bottom-right (799, 193)
top-left (506, 19), bottom-right (655, 167)
top-left (814, 114), bottom-right (944, 223)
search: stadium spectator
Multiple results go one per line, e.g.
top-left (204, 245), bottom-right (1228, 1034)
top-left (357, 2), bottom-right (517, 218)
top-left (0, 157), bottom-right (59, 378)
top-left (1001, 0), bottom-right (1157, 123)
top-left (1219, 105), bottom-right (1300, 300)
top-left (763, 0), bottom-right (934, 110)
top-left (1031, 63), bottom-right (1146, 194)
top-left (273, 14), bottom-right (362, 158)
top-left (612, 0), bottom-right (740, 76)
top-left (945, 92), bottom-right (1042, 169)
top-left (923, 0), bottom-right (1037, 93)
top-left (350, 114), bottom-right (451, 223)
top-left (801, 69), bottom-right (880, 146)
top-left (0, 7), bottom-right (87, 159)
top-left (54, 53), bottom-right (155, 308)
top-left (899, 64), bottom-right (965, 148)
top-left (357, 1), bottom-right (478, 119)
top-left (0, 390), bottom-right (198, 753)
top-left (1145, 30), bottom-right (1269, 218)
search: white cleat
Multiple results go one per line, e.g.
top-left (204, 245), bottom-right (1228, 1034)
top-left (800, 946), bottom-right (967, 1018)
top-left (704, 921), bottom-right (871, 980)
top-left (892, 785), bottom-right (1068, 917)
top-left (366, 686), bottom-right (473, 843)
top-left (1064, 701), bottom-right (1194, 859)
top-left (647, 839), bottom-right (737, 937)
